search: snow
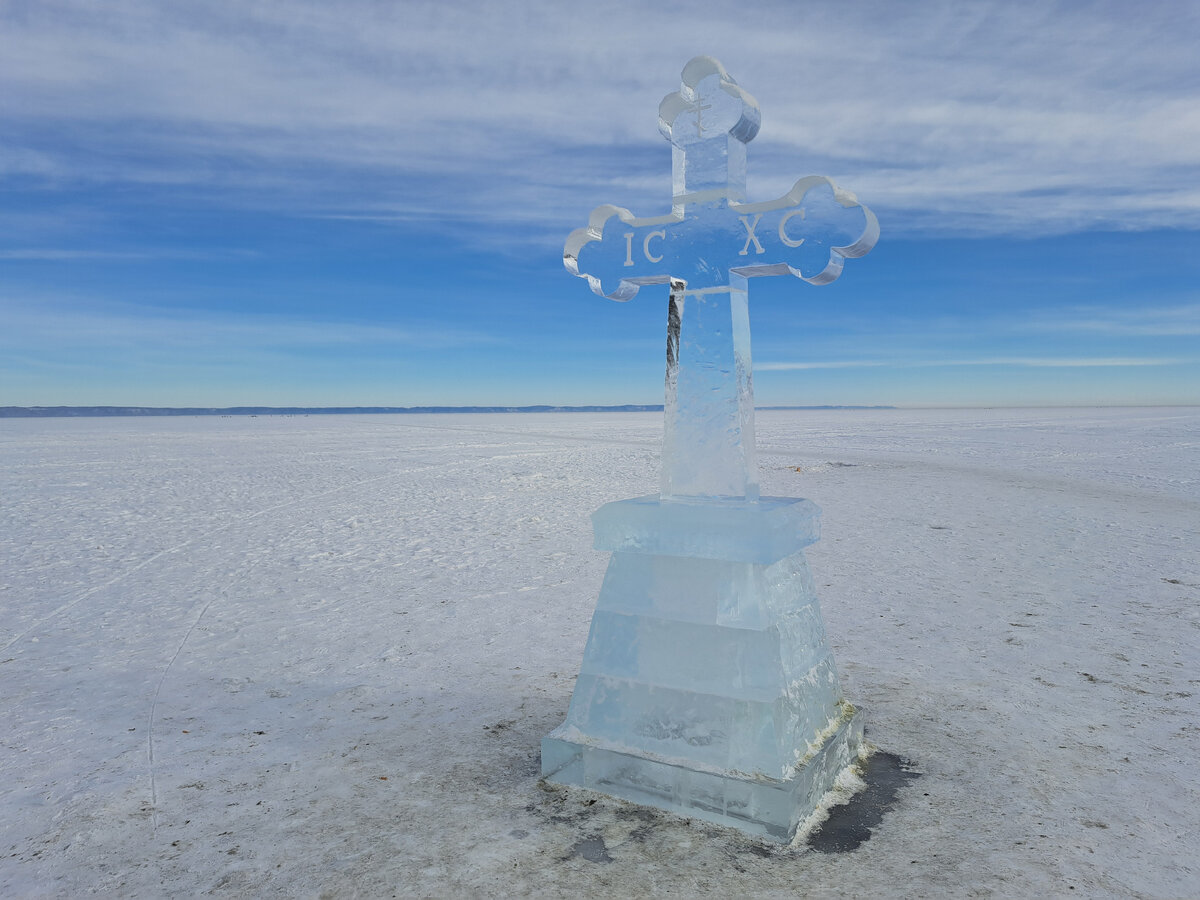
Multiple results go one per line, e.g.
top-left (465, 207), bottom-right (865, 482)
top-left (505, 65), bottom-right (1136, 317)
top-left (1, 408), bottom-right (1197, 897)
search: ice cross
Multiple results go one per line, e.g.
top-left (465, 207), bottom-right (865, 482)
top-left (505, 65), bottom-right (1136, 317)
top-left (565, 56), bottom-right (878, 501)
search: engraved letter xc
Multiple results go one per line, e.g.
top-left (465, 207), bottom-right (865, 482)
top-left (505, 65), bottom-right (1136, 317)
top-left (565, 56), bottom-right (878, 501)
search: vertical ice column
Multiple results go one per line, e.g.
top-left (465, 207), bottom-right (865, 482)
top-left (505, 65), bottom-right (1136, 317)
top-left (662, 275), bottom-right (757, 501)
top-left (659, 57), bottom-right (758, 502)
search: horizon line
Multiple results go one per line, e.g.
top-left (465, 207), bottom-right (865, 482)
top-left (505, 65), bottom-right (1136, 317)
top-left (0, 403), bottom-right (896, 419)
top-left (5, 403), bottom-right (1199, 419)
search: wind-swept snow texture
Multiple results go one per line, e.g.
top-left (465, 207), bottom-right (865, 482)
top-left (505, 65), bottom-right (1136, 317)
top-left (1, 408), bottom-right (1197, 897)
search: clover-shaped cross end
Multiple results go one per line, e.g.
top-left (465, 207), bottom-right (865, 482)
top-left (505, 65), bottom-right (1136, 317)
top-left (658, 56), bottom-right (761, 148)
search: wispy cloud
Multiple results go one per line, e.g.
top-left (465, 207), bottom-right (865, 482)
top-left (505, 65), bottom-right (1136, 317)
top-left (0, 249), bottom-right (155, 261)
top-left (760, 356), bottom-right (1192, 370)
top-left (2, 1), bottom-right (1198, 240)
top-left (929, 357), bottom-right (1191, 368)
top-left (0, 293), bottom-right (497, 354)
top-left (754, 300), bottom-right (1200, 356)
top-left (0, 248), bottom-right (259, 261)
top-left (757, 360), bottom-right (887, 371)
top-left (1028, 303), bottom-right (1200, 337)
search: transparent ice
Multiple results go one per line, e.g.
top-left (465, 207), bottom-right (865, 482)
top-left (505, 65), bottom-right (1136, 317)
top-left (545, 57), bottom-right (877, 842)
top-left (564, 56), bottom-right (878, 502)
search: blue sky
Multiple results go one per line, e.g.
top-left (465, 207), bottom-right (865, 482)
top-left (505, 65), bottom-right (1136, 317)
top-left (2, 0), bottom-right (1198, 408)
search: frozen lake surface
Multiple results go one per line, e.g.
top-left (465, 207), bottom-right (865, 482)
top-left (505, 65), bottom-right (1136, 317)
top-left (2, 408), bottom-right (1198, 897)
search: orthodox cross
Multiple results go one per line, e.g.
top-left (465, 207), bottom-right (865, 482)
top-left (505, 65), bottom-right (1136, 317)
top-left (565, 56), bottom-right (878, 501)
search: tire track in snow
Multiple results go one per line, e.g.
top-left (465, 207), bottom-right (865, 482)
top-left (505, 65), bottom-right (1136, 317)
top-left (136, 442), bottom-right (587, 832)
top-left (2, 544), bottom-right (188, 655)
top-left (1, 430), bottom-right (608, 848)
top-left (760, 444), bottom-right (1200, 514)
top-left (147, 570), bottom-right (249, 833)
top-left (375, 417), bottom-right (662, 450)
top-left (1, 457), bottom-right (458, 654)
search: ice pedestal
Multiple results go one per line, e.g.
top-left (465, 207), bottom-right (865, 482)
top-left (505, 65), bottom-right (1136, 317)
top-left (542, 495), bottom-right (862, 843)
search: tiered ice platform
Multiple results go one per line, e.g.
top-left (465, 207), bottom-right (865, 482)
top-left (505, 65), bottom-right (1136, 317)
top-left (542, 495), bottom-right (862, 842)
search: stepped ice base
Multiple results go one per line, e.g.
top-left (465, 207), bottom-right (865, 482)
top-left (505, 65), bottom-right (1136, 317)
top-left (544, 493), bottom-right (862, 841)
top-left (542, 702), bottom-right (863, 843)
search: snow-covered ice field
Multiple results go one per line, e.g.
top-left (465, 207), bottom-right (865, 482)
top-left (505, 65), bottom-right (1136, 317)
top-left (2, 407), bottom-right (1198, 898)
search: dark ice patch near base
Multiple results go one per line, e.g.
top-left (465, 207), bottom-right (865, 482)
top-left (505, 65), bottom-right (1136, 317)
top-left (806, 752), bottom-right (920, 853)
top-left (564, 835), bottom-right (614, 864)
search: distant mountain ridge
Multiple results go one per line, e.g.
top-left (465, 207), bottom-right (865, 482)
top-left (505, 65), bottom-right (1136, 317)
top-left (2, 405), bottom-right (893, 418)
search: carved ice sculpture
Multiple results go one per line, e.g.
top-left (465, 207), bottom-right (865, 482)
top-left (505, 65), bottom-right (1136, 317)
top-left (542, 56), bottom-right (878, 843)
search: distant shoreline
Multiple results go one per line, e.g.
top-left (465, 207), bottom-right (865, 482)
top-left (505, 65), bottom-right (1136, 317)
top-left (1, 405), bottom-right (896, 418)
